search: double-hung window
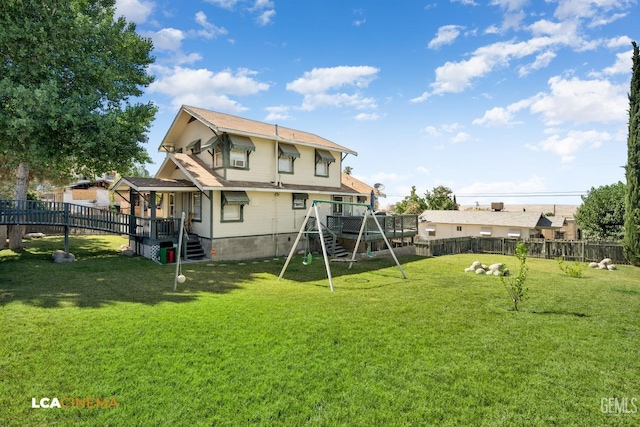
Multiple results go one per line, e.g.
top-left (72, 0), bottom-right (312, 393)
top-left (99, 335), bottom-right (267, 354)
top-left (315, 149), bottom-right (335, 177)
top-left (221, 191), bottom-right (250, 222)
top-left (278, 143), bottom-right (300, 174)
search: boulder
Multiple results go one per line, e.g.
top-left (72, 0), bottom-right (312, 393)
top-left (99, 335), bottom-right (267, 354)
top-left (475, 268), bottom-right (486, 274)
top-left (607, 264), bottom-right (617, 271)
top-left (600, 258), bottom-right (612, 265)
top-left (122, 249), bottom-right (135, 257)
top-left (24, 232), bottom-right (45, 240)
top-left (52, 251), bottom-right (75, 263)
top-left (598, 263), bottom-right (607, 270)
top-left (471, 261), bottom-right (482, 269)
top-left (588, 262), bottom-right (599, 268)
top-left (488, 263), bottom-right (503, 272)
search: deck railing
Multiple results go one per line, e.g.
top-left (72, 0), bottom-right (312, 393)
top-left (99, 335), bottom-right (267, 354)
top-left (0, 199), bottom-right (182, 240)
top-left (326, 214), bottom-right (418, 239)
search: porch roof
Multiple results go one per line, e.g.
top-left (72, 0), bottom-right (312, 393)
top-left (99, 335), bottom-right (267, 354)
top-left (112, 176), bottom-right (197, 192)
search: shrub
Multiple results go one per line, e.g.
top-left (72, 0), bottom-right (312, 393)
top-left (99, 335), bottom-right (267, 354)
top-left (556, 258), bottom-right (588, 278)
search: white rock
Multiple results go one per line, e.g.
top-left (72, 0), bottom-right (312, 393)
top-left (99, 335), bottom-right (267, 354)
top-left (471, 261), bottom-right (482, 269)
top-left (475, 268), bottom-right (486, 274)
top-left (464, 267), bottom-right (474, 272)
top-left (24, 232), bottom-right (45, 239)
top-left (598, 263), bottom-right (607, 269)
top-left (588, 262), bottom-right (599, 268)
top-left (493, 270), bottom-right (502, 276)
top-left (601, 258), bottom-right (612, 265)
top-left (486, 270), bottom-right (493, 275)
top-left (607, 264), bottom-right (617, 271)
top-left (481, 264), bottom-right (488, 270)
top-left (53, 252), bottom-right (75, 263)
top-left (488, 263), bottom-right (503, 272)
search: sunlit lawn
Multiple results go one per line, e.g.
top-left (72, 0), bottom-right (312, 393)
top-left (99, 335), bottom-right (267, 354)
top-left (1, 235), bottom-right (639, 426)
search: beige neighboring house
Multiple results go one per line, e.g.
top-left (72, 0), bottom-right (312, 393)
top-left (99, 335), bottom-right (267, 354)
top-left (418, 210), bottom-right (564, 240)
top-left (42, 178), bottom-right (115, 208)
top-left (112, 106), bottom-right (404, 261)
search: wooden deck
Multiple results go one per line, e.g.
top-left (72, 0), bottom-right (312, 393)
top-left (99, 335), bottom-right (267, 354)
top-left (325, 214), bottom-right (418, 241)
top-left (0, 199), bottom-right (182, 248)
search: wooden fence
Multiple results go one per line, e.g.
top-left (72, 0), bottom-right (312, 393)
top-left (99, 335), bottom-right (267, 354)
top-left (415, 237), bottom-right (628, 265)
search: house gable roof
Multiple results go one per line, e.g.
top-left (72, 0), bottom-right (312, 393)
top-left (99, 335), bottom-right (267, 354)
top-left (158, 105), bottom-right (357, 156)
top-left (419, 210), bottom-right (564, 229)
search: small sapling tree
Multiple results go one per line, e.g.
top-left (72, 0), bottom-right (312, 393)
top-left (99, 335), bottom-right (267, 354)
top-left (501, 242), bottom-right (529, 311)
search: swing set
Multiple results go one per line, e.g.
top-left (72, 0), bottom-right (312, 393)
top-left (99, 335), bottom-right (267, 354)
top-left (278, 200), bottom-right (407, 291)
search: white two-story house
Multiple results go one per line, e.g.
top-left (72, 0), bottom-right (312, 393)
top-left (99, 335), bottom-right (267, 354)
top-left (113, 106), bottom-right (411, 262)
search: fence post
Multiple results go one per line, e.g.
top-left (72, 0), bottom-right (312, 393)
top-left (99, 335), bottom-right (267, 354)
top-left (63, 203), bottom-right (70, 253)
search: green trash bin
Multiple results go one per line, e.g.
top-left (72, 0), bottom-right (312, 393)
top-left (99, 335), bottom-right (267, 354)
top-left (159, 247), bottom-right (169, 264)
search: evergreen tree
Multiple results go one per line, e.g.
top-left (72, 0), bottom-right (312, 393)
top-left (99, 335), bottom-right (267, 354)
top-left (624, 41), bottom-right (640, 266)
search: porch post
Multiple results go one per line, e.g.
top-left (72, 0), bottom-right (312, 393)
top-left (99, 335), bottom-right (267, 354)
top-left (129, 189), bottom-right (136, 236)
top-left (149, 191), bottom-right (157, 239)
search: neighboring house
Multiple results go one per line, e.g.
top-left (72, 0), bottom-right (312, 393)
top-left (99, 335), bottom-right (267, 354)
top-left (42, 178), bottom-right (115, 208)
top-left (113, 106), bottom-right (416, 261)
top-left (418, 210), bottom-right (564, 240)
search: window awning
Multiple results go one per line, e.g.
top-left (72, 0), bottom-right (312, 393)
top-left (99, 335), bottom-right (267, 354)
top-left (292, 193), bottom-right (308, 200)
top-left (480, 227), bottom-right (492, 236)
top-left (222, 191), bottom-right (250, 205)
top-left (201, 136), bottom-right (221, 150)
top-left (425, 225), bottom-right (436, 232)
top-left (185, 139), bottom-right (200, 151)
top-left (229, 135), bottom-right (255, 152)
top-left (279, 143), bottom-right (300, 158)
top-left (315, 149), bottom-right (335, 163)
top-left (508, 229), bottom-right (521, 237)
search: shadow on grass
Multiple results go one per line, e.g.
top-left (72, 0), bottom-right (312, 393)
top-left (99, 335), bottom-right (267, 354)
top-left (531, 310), bottom-right (590, 318)
top-left (0, 236), bottom-right (424, 308)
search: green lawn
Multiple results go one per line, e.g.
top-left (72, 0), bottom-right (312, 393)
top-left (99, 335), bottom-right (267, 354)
top-left (1, 235), bottom-right (639, 426)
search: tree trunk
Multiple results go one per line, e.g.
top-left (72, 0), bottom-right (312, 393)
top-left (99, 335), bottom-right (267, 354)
top-left (9, 162), bottom-right (30, 250)
top-left (0, 226), bottom-right (7, 249)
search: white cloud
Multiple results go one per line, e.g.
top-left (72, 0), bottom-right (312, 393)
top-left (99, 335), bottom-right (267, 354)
top-left (256, 9), bottom-right (276, 26)
top-left (195, 11), bottom-right (228, 39)
top-left (428, 25), bottom-right (464, 50)
top-left (354, 113), bottom-right (381, 121)
top-left (149, 66), bottom-right (270, 112)
top-left (115, 0), bottom-right (155, 23)
top-left (473, 98), bottom-right (533, 127)
top-left (205, 0), bottom-right (240, 10)
top-left (554, 0), bottom-right (632, 21)
top-left (451, 0), bottom-right (478, 5)
top-left (149, 28), bottom-right (185, 52)
top-left (287, 66), bottom-right (379, 111)
top-left (533, 129), bottom-right (611, 162)
top-left (417, 166), bottom-right (430, 175)
top-left (607, 36), bottom-right (633, 48)
top-left (442, 122), bottom-right (462, 133)
top-left (530, 76), bottom-right (627, 125)
top-left (422, 126), bottom-right (442, 137)
top-left (594, 49), bottom-right (633, 76)
top-left (518, 50), bottom-right (557, 76)
top-left (451, 132), bottom-right (471, 143)
top-left (264, 106), bottom-right (294, 122)
top-left (490, 0), bottom-right (529, 11)
top-left (457, 175), bottom-right (546, 198)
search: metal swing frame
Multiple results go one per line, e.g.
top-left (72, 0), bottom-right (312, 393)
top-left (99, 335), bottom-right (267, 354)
top-left (278, 200), bottom-right (407, 291)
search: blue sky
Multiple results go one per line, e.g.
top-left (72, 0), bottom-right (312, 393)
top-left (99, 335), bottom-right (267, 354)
top-left (115, 0), bottom-right (638, 208)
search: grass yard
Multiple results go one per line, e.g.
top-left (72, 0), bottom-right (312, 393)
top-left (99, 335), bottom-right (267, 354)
top-left (1, 235), bottom-right (639, 426)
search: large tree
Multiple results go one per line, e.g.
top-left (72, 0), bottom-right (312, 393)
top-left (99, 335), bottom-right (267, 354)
top-left (574, 182), bottom-right (626, 240)
top-left (424, 185), bottom-right (459, 210)
top-left (394, 186), bottom-right (428, 214)
top-left (0, 0), bottom-right (156, 249)
top-left (624, 41), bottom-right (640, 266)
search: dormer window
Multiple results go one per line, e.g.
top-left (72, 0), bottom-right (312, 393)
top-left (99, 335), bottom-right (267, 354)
top-left (278, 143), bottom-right (300, 174)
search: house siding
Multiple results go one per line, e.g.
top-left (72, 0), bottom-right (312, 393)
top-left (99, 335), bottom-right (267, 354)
top-left (419, 223), bottom-right (535, 240)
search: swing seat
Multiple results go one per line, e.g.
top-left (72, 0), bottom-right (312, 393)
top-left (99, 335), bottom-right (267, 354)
top-left (302, 253), bottom-right (313, 265)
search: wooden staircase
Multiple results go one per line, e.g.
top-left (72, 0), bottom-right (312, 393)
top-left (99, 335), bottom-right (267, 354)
top-left (185, 237), bottom-right (206, 260)
top-left (320, 229), bottom-right (349, 258)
